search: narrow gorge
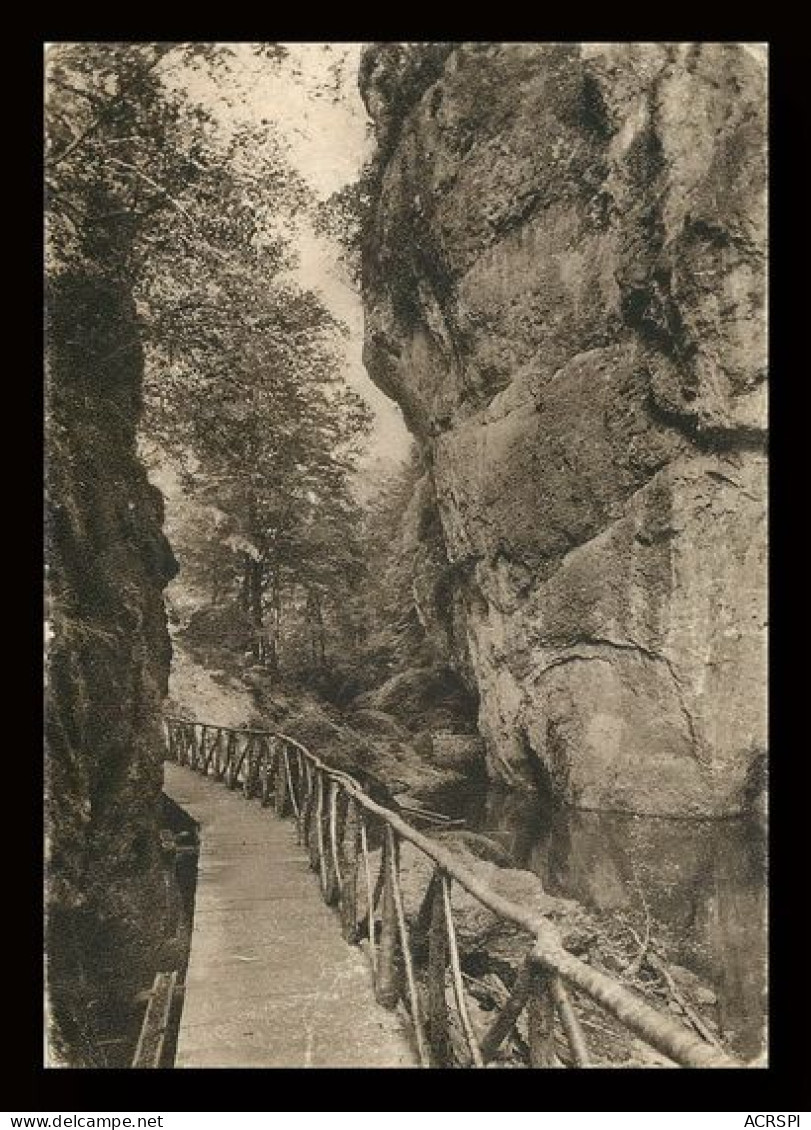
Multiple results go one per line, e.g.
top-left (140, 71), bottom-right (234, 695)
top-left (42, 42), bottom-right (769, 1075)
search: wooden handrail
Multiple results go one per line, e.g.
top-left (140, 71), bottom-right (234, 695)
top-left (132, 971), bottom-right (177, 1069)
top-left (163, 715), bottom-right (740, 1069)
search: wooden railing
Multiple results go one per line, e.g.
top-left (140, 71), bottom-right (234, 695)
top-left (164, 716), bottom-right (739, 1069)
top-left (132, 971), bottom-right (178, 1068)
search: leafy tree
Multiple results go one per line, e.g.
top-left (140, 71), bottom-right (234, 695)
top-left (45, 36), bottom-right (378, 677)
top-left (144, 254), bottom-right (373, 670)
top-left (46, 45), bottom-right (298, 279)
top-left (314, 166), bottom-right (377, 289)
top-left (47, 42), bottom-right (375, 676)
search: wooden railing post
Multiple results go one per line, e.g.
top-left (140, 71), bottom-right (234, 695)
top-left (359, 816), bottom-right (378, 981)
top-left (259, 737), bottom-right (272, 807)
top-left (219, 731), bottom-right (234, 782)
top-left (339, 797), bottom-right (360, 943)
top-left (283, 745), bottom-right (300, 820)
top-left (386, 825), bottom-right (429, 1066)
top-left (550, 976), bottom-right (589, 1067)
top-left (426, 871), bottom-right (451, 1066)
top-left (315, 772), bottom-right (331, 898)
top-left (528, 963), bottom-right (557, 1067)
top-left (297, 755), bottom-right (312, 846)
top-left (240, 735), bottom-right (253, 792)
top-left (480, 959), bottom-right (533, 1065)
top-left (441, 874), bottom-right (484, 1066)
top-left (273, 739), bottom-right (288, 817)
top-left (374, 827), bottom-right (401, 1010)
top-left (244, 735), bottom-right (262, 799)
top-left (224, 733), bottom-right (237, 789)
top-left (321, 779), bottom-right (341, 906)
top-left (307, 770), bottom-right (323, 872)
top-left (296, 749), bottom-right (306, 812)
top-left (202, 728), bottom-right (219, 776)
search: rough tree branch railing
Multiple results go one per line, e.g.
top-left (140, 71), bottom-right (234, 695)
top-left (164, 716), bottom-right (739, 1069)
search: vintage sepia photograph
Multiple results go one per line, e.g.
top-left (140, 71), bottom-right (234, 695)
top-left (44, 41), bottom-right (767, 1070)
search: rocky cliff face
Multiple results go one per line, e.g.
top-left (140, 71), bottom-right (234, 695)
top-left (360, 43), bottom-right (766, 816)
top-left (45, 269), bottom-right (178, 1064)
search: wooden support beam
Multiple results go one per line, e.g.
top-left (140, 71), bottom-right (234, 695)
top-left (224, 733), bottom-right (237, 790)
top-left (283, 745), bottom-right (300, 820)
top-left (386, 826), bottom-right (429, 1065)
top-left (340, 797), bottom-right (360, 943)
top-left (426, 871), bottom-right (451, 1066)
top-left (202, 728), bottom-right (219, 776)
top-left (296, 755), bottom-right (312, 846)
top-left (480, 960), bottom-right (533, 1064)
top-left (189, 725), bottom-right (199, 771)
top-left (375, 827), bottom-right (401, 1010)
top-left (273, 738), bottom-right (288, 817)
top-left (329, 780), bottom-right (343, 893)
top-left (220, 731), bottom-right (235, 782)
top-left (307, 770), bottom-right (322, 872)
top-left (243, 734), bottom-right (257, 799)
top-left (214, 728), bottom-right (225, 778)
top-left (259, 737), bottom-right (272, 807)
top-left (315, 771), bottom-right (330, 898)
top-left (228, 734), bottom-right (250, 791)
top-left (179, 725), bottom-right (186, 766)
top-left (441, 874), bottom-right (483, 1066)
top-left (551, 975), bottom-right (589, 1067)
top-left (360, 816), bottom-right (377, 980)
top-left (528, 964), bottom-right (557, 1067)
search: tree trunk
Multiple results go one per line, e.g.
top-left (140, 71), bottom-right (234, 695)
top-left (240, 556), bottom-right (251, 616)
top-left (267, 569), bottom-right (281, 674)
top-left (248, 558), bottom-right (265, 663)
top-left (305, 588), bottom-right (316, 667)
top-left (313, 590), bottom-right (326, 668)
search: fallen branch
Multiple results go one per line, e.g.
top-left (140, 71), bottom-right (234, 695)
top-left (644, 952), bottom-right (725, 1052)
top-left (622, 922), bottom-right (650, 979)
top-left (623, 863), bottom-right (652, 977)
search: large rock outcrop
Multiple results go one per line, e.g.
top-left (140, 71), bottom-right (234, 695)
top-left (360, 43), bottom-right (766, 816)
top-left (45, 268), bottom-right (178, 1064)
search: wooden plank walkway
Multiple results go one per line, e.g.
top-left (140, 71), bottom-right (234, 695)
top-left (163, 762), bottom-right (417, 1068)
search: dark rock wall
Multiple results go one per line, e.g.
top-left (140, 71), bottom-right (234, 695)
top-left (45, 269), bottom-right (178, 1064)
top-left (360, 43), bottom-right (766, 816)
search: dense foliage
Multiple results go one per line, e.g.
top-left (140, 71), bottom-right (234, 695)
top-left (47, 43), bottom-right (374, 675)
